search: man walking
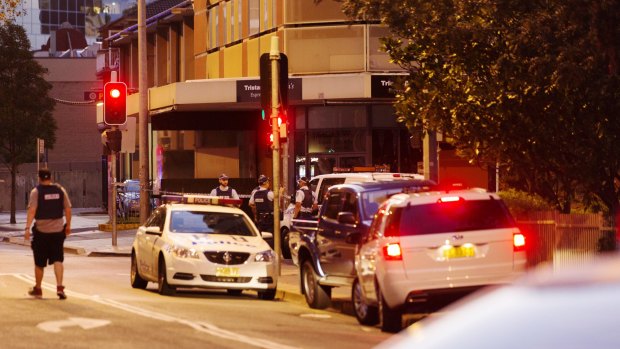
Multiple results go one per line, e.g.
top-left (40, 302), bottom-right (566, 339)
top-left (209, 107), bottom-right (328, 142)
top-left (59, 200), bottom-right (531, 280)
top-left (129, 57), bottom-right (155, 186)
top-left (24, 168), bottom-right (72, 299)
top-left (209, 173), bottom-right (240, 199)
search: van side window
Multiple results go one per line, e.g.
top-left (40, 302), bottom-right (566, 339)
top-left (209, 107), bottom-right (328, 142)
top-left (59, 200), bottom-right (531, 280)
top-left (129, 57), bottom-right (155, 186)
top-left (317, 178), bottom-right (346, 205)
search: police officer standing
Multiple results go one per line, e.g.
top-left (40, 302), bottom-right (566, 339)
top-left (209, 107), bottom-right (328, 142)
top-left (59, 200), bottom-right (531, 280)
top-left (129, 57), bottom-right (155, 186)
top-left (210, 173), bottom-right (240, 199)
top-left (249, 175), bottom-right (274, 230)
top-left (24, 168), bottom-right (72, 300)
top-left (293, 177), bottom-right (317, 219)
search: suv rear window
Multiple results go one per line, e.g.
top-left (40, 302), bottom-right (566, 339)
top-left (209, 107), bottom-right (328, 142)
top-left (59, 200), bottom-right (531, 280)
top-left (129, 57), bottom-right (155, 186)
top-left (388, 199), bottom-right (515, 236)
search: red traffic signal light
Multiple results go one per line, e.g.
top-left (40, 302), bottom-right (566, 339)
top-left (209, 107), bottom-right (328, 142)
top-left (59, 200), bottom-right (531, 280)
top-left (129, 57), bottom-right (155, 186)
top-left (104, 82), bottom-right (127, 126)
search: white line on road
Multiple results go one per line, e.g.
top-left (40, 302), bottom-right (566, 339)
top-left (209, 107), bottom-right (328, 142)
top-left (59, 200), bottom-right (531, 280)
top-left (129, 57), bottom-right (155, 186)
top-left (8, 274), bottom-right (301, 349)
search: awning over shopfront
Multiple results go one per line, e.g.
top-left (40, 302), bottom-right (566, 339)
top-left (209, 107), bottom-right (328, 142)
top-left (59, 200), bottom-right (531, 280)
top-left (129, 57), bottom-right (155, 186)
top-left (126, 73), bottom-right (408, 117)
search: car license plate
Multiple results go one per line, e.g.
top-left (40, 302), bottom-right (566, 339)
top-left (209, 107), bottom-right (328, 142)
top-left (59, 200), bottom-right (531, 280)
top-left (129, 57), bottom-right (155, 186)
top-left (216, 267), bottom-right (240, 277)
top-left (443, 245), bottom-right (476, 259)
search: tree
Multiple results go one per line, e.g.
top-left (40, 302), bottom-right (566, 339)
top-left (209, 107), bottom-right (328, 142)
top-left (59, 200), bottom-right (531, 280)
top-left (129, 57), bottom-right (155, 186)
top-left (340, 0), bottom-right (620, 216)
top-left (0, 22), bottom-right (56, 223)
top-left (0, 0), bottom-right (25, 24)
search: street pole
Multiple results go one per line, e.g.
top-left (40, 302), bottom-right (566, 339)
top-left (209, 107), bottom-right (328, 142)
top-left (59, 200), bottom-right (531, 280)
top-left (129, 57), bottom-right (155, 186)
top-left (111, 144), bottom-right (117, 246)
top-left (423, 131), bottom-right (439, 183)
top-left (138, 0), bottom-right (149, 224)
top-left (270, 37), bottom-right (281, 275)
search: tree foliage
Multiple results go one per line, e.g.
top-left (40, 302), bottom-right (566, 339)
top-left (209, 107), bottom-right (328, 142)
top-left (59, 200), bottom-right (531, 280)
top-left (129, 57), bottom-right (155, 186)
top-left (0, 22), bottom-right (56, 222)
top-left (340, 0), bottom-right (620, 214)
top-left (0, 0), bottom-right (25, 23)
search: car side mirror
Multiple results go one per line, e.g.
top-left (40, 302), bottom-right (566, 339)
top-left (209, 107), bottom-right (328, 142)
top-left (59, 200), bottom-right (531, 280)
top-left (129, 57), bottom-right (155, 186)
top-left (145, 226), bottom-right (162, 235)
top-left (261, 232), bottom-right (274, 239)
top-left (337, 212), bottom-right (356, 225)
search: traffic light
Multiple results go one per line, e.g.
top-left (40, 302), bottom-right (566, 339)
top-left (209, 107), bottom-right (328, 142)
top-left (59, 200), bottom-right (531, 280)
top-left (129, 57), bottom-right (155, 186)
top-left (103, 82), bottom-right (127, 125)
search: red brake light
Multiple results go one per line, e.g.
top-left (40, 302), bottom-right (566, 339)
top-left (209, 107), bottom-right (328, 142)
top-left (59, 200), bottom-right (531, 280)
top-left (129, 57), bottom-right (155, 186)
top-left (438, 196), bottom-right (462, 203)
top-left (513, 232), bottom-right (526, 251)
top-left (383, 243), bottom-right (402, 260)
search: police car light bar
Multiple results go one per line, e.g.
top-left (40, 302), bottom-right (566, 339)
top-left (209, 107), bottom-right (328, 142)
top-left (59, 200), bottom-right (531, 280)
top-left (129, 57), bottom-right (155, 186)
top-left (161, 194), bottom-right (242, 206)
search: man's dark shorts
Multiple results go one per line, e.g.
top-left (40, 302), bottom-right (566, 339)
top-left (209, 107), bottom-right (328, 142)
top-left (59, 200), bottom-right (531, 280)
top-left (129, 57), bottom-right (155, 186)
top-left (31, 228), bottom-right (66, 267)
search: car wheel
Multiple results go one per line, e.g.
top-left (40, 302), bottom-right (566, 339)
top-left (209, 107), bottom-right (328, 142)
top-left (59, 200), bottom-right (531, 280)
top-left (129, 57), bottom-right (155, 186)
top-left (227, 289), bottom-right (243, 296)
top-left (130, 251), bottom-right (148, 289)
top-left (157, 258), bottom-right (176, 296)
top-left (257, 288), bottom-right (276, 300)
top-left (301, 260), bottom-right (331, 309)
top-left (352, 278), bottom-right (379, 325)
top-left (281, 227), bottom-right (291, 259)
top-left (378, 285), bottom-right (402, 333)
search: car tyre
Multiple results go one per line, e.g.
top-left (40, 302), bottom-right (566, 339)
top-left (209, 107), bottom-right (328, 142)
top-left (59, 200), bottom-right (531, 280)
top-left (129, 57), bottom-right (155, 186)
top-left (301, 260), bottom-right (331, 309)
top-left (130, 251), bottom-right (148, 289)
top-left (227, 289), bottom-right (243, 296)
top-left (257, 288), bottom-right (277, 300)
top-left (378, 286), bottom-right (402, 333)
top-left (158, 258), bottom-right (176, 296)
top-left (281, 227), bottom-right (291, 259)
top-left (352, 278), bottom-right (379, 325)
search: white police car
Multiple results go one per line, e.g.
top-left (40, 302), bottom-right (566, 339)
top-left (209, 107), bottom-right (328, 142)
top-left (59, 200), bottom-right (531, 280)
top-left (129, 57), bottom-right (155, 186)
top-left (130, 194), bottom-right (278, 299)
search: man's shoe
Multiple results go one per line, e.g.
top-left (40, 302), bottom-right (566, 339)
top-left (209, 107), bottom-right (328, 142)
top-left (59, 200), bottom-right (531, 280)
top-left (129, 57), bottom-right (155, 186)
top-left (57, 285), bottom-right (67, 300)
top-left (28, 286), bottom-right (42, 299)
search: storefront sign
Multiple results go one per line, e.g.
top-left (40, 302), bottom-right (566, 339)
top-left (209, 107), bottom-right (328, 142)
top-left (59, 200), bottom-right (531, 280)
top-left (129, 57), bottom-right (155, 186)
top-left (371, 75), bottom-right (407, 98)
top-left (236, 78), bottom-right (302, 103)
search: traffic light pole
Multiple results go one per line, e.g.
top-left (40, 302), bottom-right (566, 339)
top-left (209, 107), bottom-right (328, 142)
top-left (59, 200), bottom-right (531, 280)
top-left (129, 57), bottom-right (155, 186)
top-left (111, 139), bottom-right (118, 247)
top-left (270, 37), bottom-right (282, 275)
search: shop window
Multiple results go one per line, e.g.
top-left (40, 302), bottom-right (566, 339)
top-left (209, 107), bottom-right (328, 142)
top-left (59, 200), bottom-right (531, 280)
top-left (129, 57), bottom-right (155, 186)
top-left (308, 129), bottom-right (366, 153)
top-left (371, 105), bottom-right (399, 127)
top-left (308, 106), bottom-right (366, 129)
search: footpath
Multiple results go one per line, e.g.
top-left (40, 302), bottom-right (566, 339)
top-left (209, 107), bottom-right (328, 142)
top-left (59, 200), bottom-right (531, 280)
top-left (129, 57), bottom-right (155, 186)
top-left (0, 208), bottom-right (353, 314)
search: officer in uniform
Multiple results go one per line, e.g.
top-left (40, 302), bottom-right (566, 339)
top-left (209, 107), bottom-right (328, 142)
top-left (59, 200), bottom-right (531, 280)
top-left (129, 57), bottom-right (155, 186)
top-left (293, 177), bottom-right (317, 219)
top-left (24, 168), bottom-right (72, 300)
top-left (210, 173), bottom-right (240, 199)
top-left (249, 175), bottom-right (274, 231)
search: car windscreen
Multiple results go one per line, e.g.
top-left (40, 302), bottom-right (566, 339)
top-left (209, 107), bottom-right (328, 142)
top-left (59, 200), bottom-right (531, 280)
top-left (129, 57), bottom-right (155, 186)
top-left (169, 210), bottom-right (255, 236)
top-left (361, 187), bottom-right (413, 220)
top-left (391, 199), bottom-right (516, 236)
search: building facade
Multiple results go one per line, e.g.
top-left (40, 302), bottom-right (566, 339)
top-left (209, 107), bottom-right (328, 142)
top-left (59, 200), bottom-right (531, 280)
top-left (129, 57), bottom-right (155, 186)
top-left (100, 0), bottom-right (488, 200)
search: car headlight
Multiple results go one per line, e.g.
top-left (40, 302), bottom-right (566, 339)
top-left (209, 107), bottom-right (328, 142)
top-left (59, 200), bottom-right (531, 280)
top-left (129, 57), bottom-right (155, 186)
top-left (254, 250), bottom-right (275, 262)
top-left (168, 245), bottom-right (200, 259)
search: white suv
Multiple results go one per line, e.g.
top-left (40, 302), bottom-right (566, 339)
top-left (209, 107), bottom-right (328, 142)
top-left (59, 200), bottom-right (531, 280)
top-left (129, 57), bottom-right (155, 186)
top-left (353, 189), bottom-right (526, 332)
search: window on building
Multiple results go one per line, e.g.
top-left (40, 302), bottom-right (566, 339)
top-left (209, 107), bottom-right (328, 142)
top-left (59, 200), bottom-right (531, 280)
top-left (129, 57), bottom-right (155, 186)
top-left (237, 0), bottom-right (243, 39)
top-left (285, 0), bottom-right (346, 24)
top-left (208, 5), bottom-right (218, 49)
top-left (223, 1), bottom-right (229, 44)
top-left (249, 0), bottom-right (259, 36)
top-left (369, 25), bottom-right (405, 72)
top-left (285, 26), bottom-right (365, 74)
top-left (230, 0), bottom-right (236, 42)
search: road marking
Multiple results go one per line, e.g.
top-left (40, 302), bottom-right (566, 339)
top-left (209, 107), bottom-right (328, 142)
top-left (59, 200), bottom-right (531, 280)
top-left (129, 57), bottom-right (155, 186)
top-left (37, 317), bottom-right (111, 333)
top-left (8, 274), bottom-right (300, 349)
top-left (300, 313), bottom-right (332, 319)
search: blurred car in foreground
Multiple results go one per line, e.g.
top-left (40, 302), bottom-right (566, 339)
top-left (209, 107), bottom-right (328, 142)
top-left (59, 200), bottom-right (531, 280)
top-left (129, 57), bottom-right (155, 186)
top-left (376, 254), bottom-right (620, 349)
top-left (130, 194), bottom-right (278, 299)
top-left (354, 189), bottom-right (526, 332)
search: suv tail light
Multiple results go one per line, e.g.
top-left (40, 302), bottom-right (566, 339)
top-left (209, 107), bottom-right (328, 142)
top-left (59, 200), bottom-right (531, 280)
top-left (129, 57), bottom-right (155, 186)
top-left (513, 232), bottom-right (526, 252)
top-left (383, 242), bottom-right (403, 260)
